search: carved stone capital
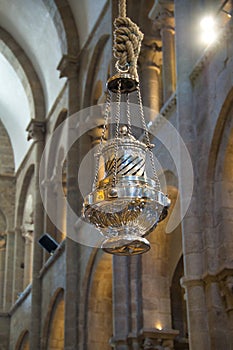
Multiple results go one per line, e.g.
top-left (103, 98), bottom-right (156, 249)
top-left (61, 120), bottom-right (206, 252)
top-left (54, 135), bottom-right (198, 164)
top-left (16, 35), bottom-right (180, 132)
top-left (139, 39), bottom-right (162, 70)
top-left (180, 275), bottom-right (204, 289)
top-left (26, 119), bottom-right (46, 141)
top-left (57, 54), bottom-right (79, 79)
top-left (140, 328), bottom-right (179, 350)
top-left (22, 229), bottom-right (33, 243)
top-left (149, 1), bottom-right (174, 31)
top-left (219, 274), bottom-right (233, 312)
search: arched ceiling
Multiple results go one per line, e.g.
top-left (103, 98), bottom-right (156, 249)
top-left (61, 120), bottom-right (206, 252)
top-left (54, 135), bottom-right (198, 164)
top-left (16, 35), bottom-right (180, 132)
top-left (68, 0), bottom-right (107, 47)
top-left (0, 0), bottom-right (107, 171)
top-left (0, 52), bottom-right (31, 170)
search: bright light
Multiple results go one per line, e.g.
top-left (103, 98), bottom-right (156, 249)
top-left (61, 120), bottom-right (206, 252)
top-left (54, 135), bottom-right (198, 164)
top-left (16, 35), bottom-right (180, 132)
top-left (200, 16), bottom-right (215, 29)
top-left (155, 322), bottom-right (163, 331)
top-left (200, 15), bottom-right (217, 44)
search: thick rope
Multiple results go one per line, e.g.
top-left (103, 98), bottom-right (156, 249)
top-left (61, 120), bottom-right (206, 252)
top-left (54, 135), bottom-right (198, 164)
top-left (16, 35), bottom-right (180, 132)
top-left (119, 0), bottom-right (126, 17)
top-left (113, 0), bottom-right (143, 79)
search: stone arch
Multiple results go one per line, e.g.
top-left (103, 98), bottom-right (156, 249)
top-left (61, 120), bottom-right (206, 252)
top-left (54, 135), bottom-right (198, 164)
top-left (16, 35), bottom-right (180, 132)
top-left (16, 165), bottom-right (35, 228)
top-left (207, 87), bottom-right (233, 182)
top-left (0, 209), bottom-right (7, 309)
top-left (12, 164), bottom-right (34, 299)
top-left (42, 288), bottom-right (64, 350)
top-left (83, 34), bottom-right (110, 108)
top-left (15, 330), bottom-right (30, 350)
top-left (0, 118), bottom-right (15, 174)
top-left (170, 256), bottom-right (188, 347)
top-left (0, 27), bottom-right (45, 121)
top-left (206, 87), bottom-right (233, 267)
top-left (84, 250), bottom-right (113, 350)
top-left (53, 108), bottom-right (68, 132)
top-left (42, 0), bottom-right (80, 56)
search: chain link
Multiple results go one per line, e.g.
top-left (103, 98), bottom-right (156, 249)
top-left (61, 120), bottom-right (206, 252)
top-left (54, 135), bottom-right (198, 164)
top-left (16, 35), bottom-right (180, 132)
top-left (136, 84), bottom-right (161, 191)
top-left (112, 80), bottom-right (122, 187)
top-left (126, 93), bottom-right (132, 135)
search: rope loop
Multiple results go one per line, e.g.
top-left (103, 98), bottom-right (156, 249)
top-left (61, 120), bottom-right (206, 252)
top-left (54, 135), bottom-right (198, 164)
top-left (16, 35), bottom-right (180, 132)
top-left (113, 15), bottom-right (143, 79)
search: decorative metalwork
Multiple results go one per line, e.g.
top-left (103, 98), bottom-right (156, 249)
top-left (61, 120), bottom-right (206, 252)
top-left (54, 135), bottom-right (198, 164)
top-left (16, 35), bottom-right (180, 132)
top-left (82, 0), bottom-right (170, 255)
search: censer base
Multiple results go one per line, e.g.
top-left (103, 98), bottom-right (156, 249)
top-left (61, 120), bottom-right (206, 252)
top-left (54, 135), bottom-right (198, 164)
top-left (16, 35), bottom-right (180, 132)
top-left (101, 235), bottom-right (150, 256)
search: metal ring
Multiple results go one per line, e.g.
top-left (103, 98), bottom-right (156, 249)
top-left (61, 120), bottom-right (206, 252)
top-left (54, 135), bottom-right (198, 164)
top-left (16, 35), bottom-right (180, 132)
top-left (115, 61), bottom-right (129, 73)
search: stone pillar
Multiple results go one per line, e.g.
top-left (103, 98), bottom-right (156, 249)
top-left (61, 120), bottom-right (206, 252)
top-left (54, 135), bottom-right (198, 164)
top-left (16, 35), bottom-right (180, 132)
top-left (50, 167), bottom-right (66, 243)
top-left (128, 256), bottom-right (143, 350)
top-left (111, 256), bottom-right (143, 350)
top-left (219, 273), bottom-right (233, 343)
top-left (22, 229), bottom-right (33, 289)
top-left (139, 39), bottom-right (162, 116)
top-left (149, 0), bottom-right (176, 102)
top-left (12, 226), bottom-right (24, 303)
top-left (27, 120), bottom-right (46, 350)
top-left (3, 230), bottom-right (14, 310)
top-left (204, 277), bottom-right (230, 348)
top-left (181, 277), bottom-right (210, 349)
top-left (174, 1), bottom-right (210, 349)
top-left (111, 256), bottom-right (131, 350)
top-left (58, 54), bottom-right (81, 350)
top-left (141, 224), bottom-right (172, 331)
top-left (0, 234), bottom-right (6, 310)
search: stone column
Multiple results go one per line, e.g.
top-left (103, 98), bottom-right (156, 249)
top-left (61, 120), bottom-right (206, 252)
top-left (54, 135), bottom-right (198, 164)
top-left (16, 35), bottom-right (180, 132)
top-left (141, 224), bottom-right (172, 332)
top-left (111, 256), bottom-right (131, 350)
top-left (22, 229), bottom-right (33, 289)
top-left (139, 39), bottom-right (162, 117)
top-left (12, 226), bottom-right (24, 303)
top-left (204, 277), bottom-right (230, 348)
top-left (219, 273), bottom-right (233, 343)
top-left (128, 256), bottom-right (143, 350)
top-left (111, 256), bottom-right (143, 350)
top-left (58, 54), bottom-right (81, 350)
top-left (3, 230), bottom-right (14, 310)
top-left (174, 1), bottom-right (210, 349)
top-left (0, 234), bottom-right (6, 310)
top-left (27, 120), bottom-right (46, 350)
top-left (149, 0), bottom-right (175, 102)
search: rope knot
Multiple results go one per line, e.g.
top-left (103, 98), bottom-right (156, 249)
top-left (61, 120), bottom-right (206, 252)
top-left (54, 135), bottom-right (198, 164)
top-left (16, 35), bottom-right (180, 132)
top-left (113, 16), bottom-right (144, 79)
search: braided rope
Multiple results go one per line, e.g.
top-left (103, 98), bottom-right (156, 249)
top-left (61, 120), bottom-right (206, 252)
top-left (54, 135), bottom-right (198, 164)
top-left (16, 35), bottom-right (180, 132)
top-left (119, 0), bottom-right (126, 17)
top-left (113, 0), bottom-right (143, 79)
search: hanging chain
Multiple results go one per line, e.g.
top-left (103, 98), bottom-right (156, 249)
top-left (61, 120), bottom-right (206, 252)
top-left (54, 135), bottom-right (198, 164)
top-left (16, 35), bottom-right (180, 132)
top-left (126, 93), bottom-right (132, 135)
top-left (112, 80), bottom-right (122, 187)
top-left (137, 84), bottom-right (161, 191)
top-left (93, 91), bottom-right (112, 190)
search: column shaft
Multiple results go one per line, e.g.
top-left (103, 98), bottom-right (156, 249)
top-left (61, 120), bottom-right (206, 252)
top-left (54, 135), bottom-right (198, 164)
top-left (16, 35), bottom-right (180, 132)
top-left (12, 227), bottom-right (24, 303)
top-left (161, 27), bottom-right (175, 101)
top-left (174, 1), bottom-right (210, 348)
top-left (27, 121), bottom-right (45, 350)
top-left (3, 231), bottom-right (14, 310)
top-left (23, 233), bottom-right (33, 288)
top-left (0, 237), bottom-right (6, 309)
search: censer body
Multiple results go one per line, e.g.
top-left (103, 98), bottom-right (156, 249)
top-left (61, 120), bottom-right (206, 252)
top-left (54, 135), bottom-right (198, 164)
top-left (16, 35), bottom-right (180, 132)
top-left (83, 128), bottom-right (169, 255)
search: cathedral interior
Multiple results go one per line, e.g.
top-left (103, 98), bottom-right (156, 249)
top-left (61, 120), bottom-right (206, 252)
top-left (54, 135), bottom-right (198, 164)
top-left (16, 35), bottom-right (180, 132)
top-left (0, 0), bottom-right (233, 349)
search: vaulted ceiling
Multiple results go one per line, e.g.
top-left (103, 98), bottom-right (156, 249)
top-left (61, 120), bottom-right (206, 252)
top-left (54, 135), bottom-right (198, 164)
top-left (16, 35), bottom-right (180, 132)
top-left (0, 0), bottom-right (106, 170)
